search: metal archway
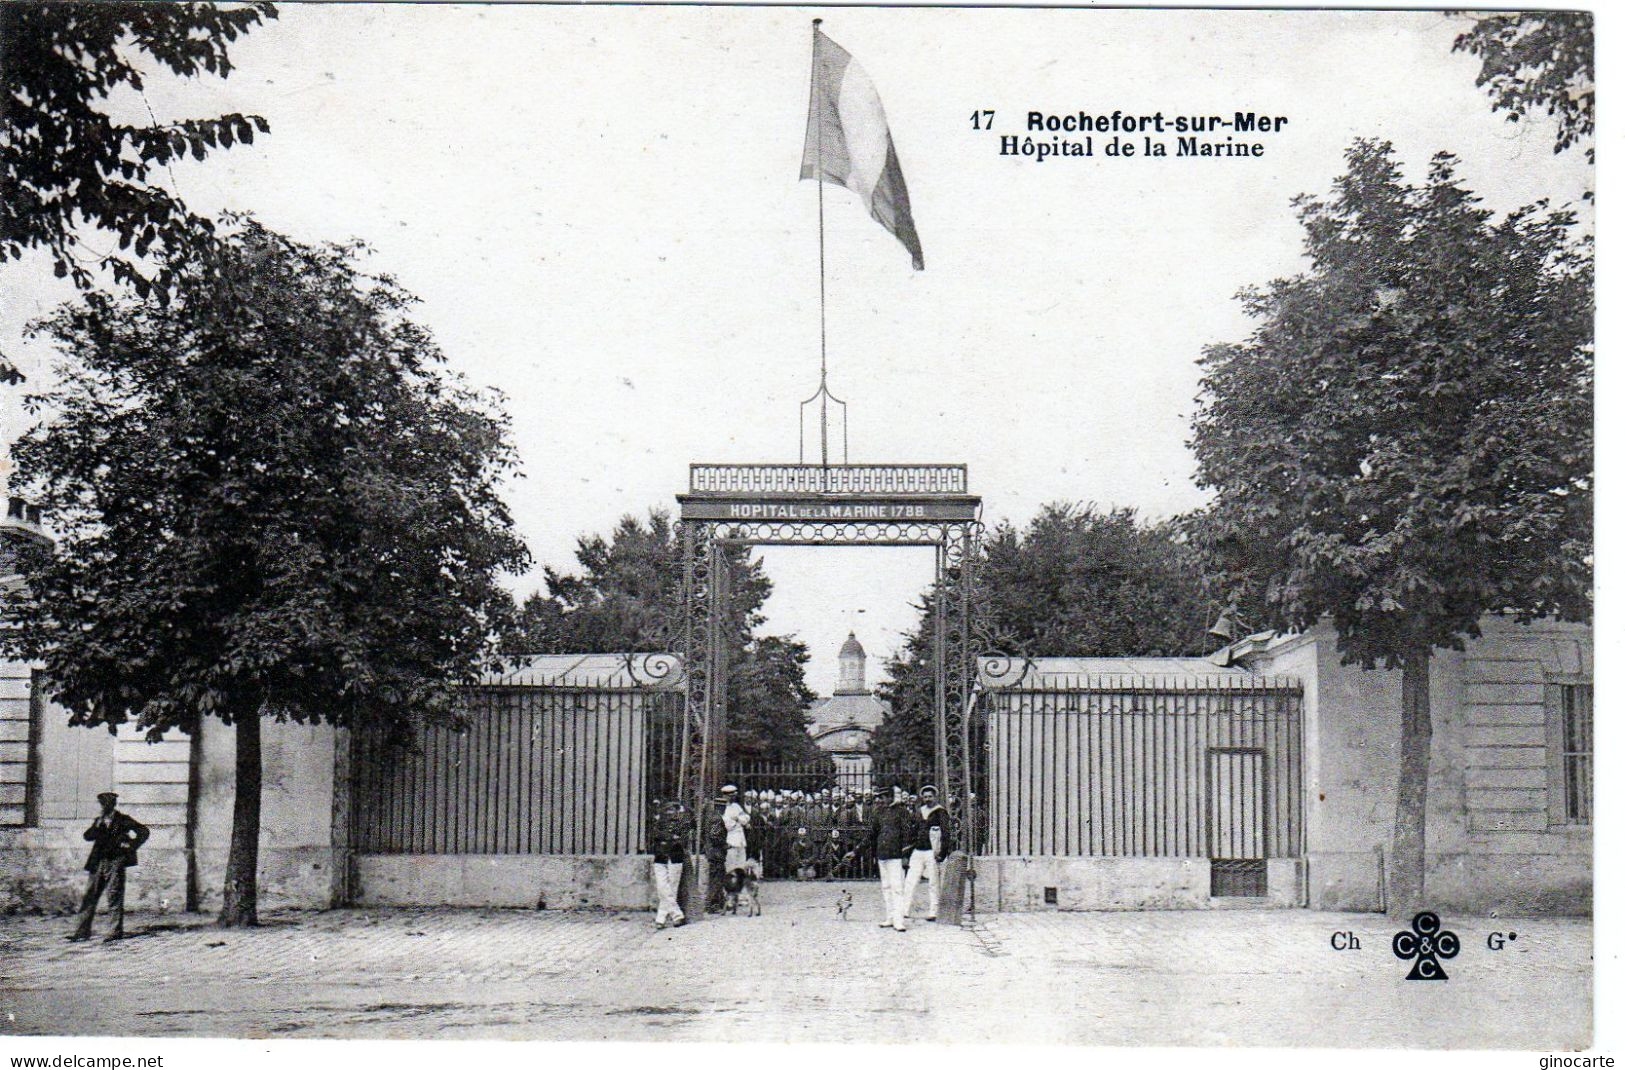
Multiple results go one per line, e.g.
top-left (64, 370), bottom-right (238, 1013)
top-left (671, 464), bottom-right (992, 857)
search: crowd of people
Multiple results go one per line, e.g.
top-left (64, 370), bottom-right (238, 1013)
top-left (739, 785), bottom-right (885, 880)
top-left (646, 780), bottom-right (956, 930)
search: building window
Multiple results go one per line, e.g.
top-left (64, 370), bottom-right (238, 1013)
top-left (1547, 682), bottom-right (1593, 826)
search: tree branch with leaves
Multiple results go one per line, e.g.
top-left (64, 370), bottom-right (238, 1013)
top-left (1452, 12), bottom-right (1593, 162)
top-left (1, 2), bottom-right (277, 382)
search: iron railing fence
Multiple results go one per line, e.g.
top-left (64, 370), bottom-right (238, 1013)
top-left (689, 463), bottom-right (968, 497)
top-left (350, 685), bottom-right (684, 856)
top-left (983, 683), bottom-right (1305, 860)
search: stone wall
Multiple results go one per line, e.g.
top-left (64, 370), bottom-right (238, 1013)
top-left (351, 854), bottom-right (654, 910)
top-left (976, 856), bottom-right (1301, 911)
top-left (1244, 619), bottom-right (1592, 916)
top-left (192, 718), bottom-right (345, 912)
top-left (0, 667), bottom-right (345, 914)
top-left (2, 658), bottom-right (689, 914)
top-left (0, 670), bottom-right (191, 914)
top-left (0, 662), bottom-right (35, 827)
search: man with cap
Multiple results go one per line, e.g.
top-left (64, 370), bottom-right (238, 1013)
top-left (721, 784), bottom-right (751, 872)
top-left (69, 791), bottom-right (148, 942)
top-left (870, 781), bottom-right (918, 931)
top-left (902, 784), bottom-right (950, 923)
top-left (791, 825), bottom-right (817, 880)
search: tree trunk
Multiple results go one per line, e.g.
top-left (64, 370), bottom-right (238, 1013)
top-left (1389, 642), bottom-right (1432, 917)
top-left (218, 712), bottom-right (261, 927)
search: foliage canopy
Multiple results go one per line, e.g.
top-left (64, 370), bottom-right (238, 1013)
top-left (1, 2), bottom-right (276, 383)
top-left (3, 221), bottom-right (530, 743)
top-left (871, 503), bottom-right (1219, 767)
top-left (1188, 139), bottom-right (1592, 669)
top-left (504, 512), bottom-right (824, 765)
top-left (0, 3), bottom-right (275, 292)
top-left (1453, 12), bottom-right (1594, 161)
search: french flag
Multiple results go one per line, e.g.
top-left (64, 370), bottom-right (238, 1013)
top-left (800, 24), bottom-right (925, 271)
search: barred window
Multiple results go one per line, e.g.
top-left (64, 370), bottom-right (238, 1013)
top-left (1560, 685), bottom-right (1593, 824)
top-left (1547, 682), bottom-right (1593, 826)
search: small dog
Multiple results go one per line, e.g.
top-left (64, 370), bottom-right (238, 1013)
top-left (722, 863), bottom-right (761, 917)
top-left (835, 889), bottom-right (853, 920)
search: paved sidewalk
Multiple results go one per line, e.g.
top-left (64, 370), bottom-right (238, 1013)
top-left (0, 882), bottom-right (1591, 1045)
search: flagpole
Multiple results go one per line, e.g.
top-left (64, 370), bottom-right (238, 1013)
top-left (813, 18), bottom-right (829, 473)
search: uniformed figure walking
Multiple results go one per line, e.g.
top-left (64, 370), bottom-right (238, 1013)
top-left (650, 798), bottom-right (691, 930)
top-left (69, 792), bottom-right (149, 943)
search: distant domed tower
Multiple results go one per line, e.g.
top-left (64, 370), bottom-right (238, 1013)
top-left (806, 632), bottom-right (890, 783)
top-left (835, 632), bottom-right (867, 695)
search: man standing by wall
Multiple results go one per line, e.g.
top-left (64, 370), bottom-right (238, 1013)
top-left (69, 791), bottom-right (148, 943)
top-left (871, 782), bottom-right (917, 932)
top-left (650, 798), bottom-right (691, 930)
top-left (902, 784), bottom-right (949, 923)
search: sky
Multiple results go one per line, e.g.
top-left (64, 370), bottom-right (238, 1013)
top-left (0, 6), bottom-right (1594, 695)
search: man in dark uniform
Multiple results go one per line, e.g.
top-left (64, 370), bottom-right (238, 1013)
top-left (870, 781), bottom-right (918, 931)
top-left (703, 787), bottom-right (732, 914)
top-left (649, 798), bottom-right (692, 929)
top-left (70, 791), bottom-right (148, 943)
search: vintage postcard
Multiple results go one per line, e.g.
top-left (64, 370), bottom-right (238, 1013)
top-left (0, 2), bottom-right (1605, 1059)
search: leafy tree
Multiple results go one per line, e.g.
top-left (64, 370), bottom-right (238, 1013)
top-left (0, 2), bottom-right (276, 382)
top-left (978, 504), bottom-right (1219, 658)
top-left (728, 634), bottom-right (821, 765)
top-left (505, 512), bottom-right (825, 765)
top-left (1453, 12), bottom-right (1594, 161)
top-left (868, 622), bottom-right (938, 771)
top-left (2, 222), bottom-right (529, 926)
top-left (1189, 140), bottom-right (1592, 914)
top-left (871, 503), bottom-right (1220, 768)
top-left (1, 2), bottom-right (275, 289)
top-left (508, 512), bottom-right (691, 654)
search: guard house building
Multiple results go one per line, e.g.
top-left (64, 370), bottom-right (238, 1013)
top-left (805, 633), bottom-right (890, 781)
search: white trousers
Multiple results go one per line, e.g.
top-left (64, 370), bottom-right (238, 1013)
top-left (902, 849), bottom-right (939, 919)
top-left (653, 861), bottom-right (684, 924)
top-left (877, 858), bottom-right (908, 929)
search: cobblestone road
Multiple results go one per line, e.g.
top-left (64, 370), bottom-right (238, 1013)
top-left (0, 882), bottom-right (1591, 1045)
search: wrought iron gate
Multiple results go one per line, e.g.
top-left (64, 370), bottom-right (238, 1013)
top-left (1207, 747), bottom-right (1268, 896)
top-left (981, 675), bottom-right (1304, 867)
top-left (673, 463), bottom-right (993, 870)
top-left (350, 661), bottom-right (684, 856)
